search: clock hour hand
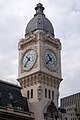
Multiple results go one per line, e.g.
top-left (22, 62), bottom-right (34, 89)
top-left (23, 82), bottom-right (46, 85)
top-left (46, 54), bottom-right (52, 64)
top-left (26, 56), bottom-right (30, 61)
top-left (24, 56), bottom-right (30, 67)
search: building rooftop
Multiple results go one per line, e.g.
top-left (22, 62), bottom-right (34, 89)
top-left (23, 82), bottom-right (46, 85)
top-left (0, 80), bottom-right (29, 112)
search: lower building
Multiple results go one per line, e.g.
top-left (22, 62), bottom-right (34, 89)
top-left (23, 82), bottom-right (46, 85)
top-left (60, 92), bottom-right (80, 120)
top-left (0, 79), bottom-right (34, 120)
top-left (58, 107), bottom-right (71, 120)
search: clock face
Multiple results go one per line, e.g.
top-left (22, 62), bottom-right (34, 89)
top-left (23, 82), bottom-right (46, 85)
top-left (22, 49), bottom-right (37, 70)
top-left (43, 49), bottom-right (57, 70)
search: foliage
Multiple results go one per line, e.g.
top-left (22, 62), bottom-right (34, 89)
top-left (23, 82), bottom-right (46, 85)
top-left (74, 108), bottom-right (80, 120)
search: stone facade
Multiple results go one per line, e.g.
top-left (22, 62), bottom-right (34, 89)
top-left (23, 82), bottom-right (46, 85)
top-left (18, 30), bottom-right (62, 120)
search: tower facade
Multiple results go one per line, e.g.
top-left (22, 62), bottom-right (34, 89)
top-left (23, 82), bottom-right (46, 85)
top-left (17, 3), bottom-right (62, 120)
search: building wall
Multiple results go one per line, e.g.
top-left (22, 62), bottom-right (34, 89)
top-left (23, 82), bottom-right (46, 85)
top-left (60, 92), bottom-right (80, 120)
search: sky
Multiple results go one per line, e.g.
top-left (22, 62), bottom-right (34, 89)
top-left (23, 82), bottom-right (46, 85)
top-left (0, 0), bottom-right (80, 99)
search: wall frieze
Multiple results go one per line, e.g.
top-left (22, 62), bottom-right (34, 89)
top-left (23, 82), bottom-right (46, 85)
top-left (17, 72), bottom-right (60, 89)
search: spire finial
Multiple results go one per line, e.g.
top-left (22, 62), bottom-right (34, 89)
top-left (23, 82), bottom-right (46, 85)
top-left (35, 3), bottom-right (45, 15)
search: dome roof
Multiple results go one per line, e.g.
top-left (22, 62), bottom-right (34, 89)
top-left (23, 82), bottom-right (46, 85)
top-left (25, 3), bottom-right (54, 37)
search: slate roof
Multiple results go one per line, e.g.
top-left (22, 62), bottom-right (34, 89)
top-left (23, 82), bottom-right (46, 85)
top-left (0, 80), bottom-right (29, 112)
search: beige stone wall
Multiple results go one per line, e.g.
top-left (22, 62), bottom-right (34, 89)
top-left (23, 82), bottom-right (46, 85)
top-left (18, 30), bottom-right (62, 80)
top-left (21, 82), bottom-right (59, 120)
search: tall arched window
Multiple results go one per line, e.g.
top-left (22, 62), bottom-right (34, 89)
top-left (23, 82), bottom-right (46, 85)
top-left (48, 90), bottom-right (51, 99)
top-left (31, 89), bottom-right (33, 98)
top-left (45, 88), bottom-right (47, 98)
top-left (52, 91), bottom-right (54, 100)
top-left (27, 90), bottom-right (29, 99)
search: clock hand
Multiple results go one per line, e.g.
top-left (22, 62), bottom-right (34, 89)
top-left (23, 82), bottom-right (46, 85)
top-left (48, 54), bottom-right (52, 61)
top-left (24, 56), bottom-right (30, 67)
top-left (46, 59), bottom-right (50, 64)
top-left (26, 56), bottom-right (30, 61)
top-left (46, 54), bottom-right (52, 64)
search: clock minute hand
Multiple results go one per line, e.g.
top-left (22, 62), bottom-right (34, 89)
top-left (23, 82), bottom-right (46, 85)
top-left (46, 59), bottom-right (50, 64)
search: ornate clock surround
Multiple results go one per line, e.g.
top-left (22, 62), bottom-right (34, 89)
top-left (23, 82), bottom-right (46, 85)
top-left (22, 49), bottom-right (37, 71)
top-left (43, 49), bottom-right (57, 71)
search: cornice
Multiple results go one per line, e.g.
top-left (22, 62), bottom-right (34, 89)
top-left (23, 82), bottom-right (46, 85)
top-left (18, 30), bottom-right (61, 50)
top-left (17, 71), bottom-right (62, 89)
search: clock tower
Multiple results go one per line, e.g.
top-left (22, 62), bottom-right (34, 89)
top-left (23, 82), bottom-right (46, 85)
top-left (17, 3), bottom-right (62, 120)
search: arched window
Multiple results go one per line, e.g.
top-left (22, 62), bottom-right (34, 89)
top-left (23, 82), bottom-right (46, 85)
top-left (31, 89), bottom-right (33, 98)
top-left (27, 90), bottom-right (29, 99)
top-left (45, 88), bottom-right (47, 98)
top-left (48, 90), bottom-right (51, 99)
top-left (52, 91), bottom-right (54, 100)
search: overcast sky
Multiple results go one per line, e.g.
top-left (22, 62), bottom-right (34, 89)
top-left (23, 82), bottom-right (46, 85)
top-left (0, 0), bottom-right (80, 99)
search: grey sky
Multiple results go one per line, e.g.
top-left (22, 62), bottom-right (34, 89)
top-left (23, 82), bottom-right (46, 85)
top-left (0, 0), bottom-right (80, 99)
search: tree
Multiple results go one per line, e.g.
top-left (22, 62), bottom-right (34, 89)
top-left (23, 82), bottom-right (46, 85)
top-left (74, 108), bottom-right (80, 120)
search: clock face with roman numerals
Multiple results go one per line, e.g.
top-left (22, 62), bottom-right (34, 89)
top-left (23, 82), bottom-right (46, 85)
top-left (43, 49), bottom-right (57, 70)
top-left (22, 49), bottom-right (37, 70)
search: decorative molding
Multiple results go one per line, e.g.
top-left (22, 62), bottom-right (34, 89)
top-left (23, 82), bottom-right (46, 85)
top-left (39, 32), bottom-right (61, 50)
top-left (18, 34), bottom-right (37, 50)
top-left (17, 72), bottom-right (61, 89)
top-left (20, 48), bottom-right (38, 73)
top-left (18, 31), bottom-right (61, 51)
